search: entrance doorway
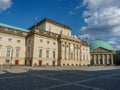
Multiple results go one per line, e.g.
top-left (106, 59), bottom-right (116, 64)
top-left (96, 59), bottom-right (98, 65)
top-left (52, 61), bottom-right (55, 66)
top-left (91, 59), bottom-right (94, 65)
top-left (15, 60), bottom-right (19, 65)
top-left (109, 59), bottom-right (112, 65)
top-left (39, 60), bottom-right (42, 66)
top-left (100, 59), bottom-right (103, 65)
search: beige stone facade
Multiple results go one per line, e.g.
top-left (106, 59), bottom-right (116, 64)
top-left (57, 35), bottom-right (90, 66)
top-left (0, 18), bottom-right (91, 66)
top-left (0, 25), bottom-right (27, 65)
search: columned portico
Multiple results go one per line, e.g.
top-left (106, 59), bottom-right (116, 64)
top-left (90, 39), bottom-right (115, 66)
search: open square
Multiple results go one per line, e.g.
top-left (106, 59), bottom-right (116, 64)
top-left (0, 66), bottom-right (120, 90)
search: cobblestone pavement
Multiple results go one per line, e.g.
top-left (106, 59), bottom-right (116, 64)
top-left (0, 66), bottom-right (120, 90)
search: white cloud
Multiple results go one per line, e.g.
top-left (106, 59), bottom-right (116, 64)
top-left (0, 0), bottom-right (12, 13)
top-left (69, 11), bottom-right (75, 15)
top-left (80, 0), bottom-right (120, 50)
top-left (107, 38), bottom-right (120, 50)
top-left (75, 4), bottom-right (81, 10)
top-left (116, 45), bottom-right (120, 50)
top-left (108, 39), bottom-right (117, 45)
top-left (78, 34), bottom-right (93, 41)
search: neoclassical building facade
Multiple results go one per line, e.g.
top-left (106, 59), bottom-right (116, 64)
top-left (90, 39), bottom-right (115, 65)
top-left (0, 23), bottom-right (28, 65)
top-left (0, 18), bottom-right (90, 66)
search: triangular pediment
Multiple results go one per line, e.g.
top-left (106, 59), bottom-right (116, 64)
top-left (92, 47), bottom-right (113, 53)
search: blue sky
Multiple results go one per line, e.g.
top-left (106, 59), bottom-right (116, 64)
top-left (0, 0), bottom-right (120, 50)
top-left (0, 0), bottom-right (85, 35)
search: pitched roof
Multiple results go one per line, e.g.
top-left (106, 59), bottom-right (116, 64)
top-left (28, 18), bottom-right (71, 30)
top-left (0, 23), bottom-right (29, 32)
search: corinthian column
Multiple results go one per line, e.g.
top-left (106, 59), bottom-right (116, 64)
top-left (111, 54), bottom-right (114, 65)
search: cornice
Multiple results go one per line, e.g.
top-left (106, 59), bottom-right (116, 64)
top-left (28, 18), bottom-right (71, 31)
top-left (27, 29), bottom-right (58, 39)
top-left (0, 27), bottom-right (27, 37)
top-left (59, 35), bottom-right (89, 46)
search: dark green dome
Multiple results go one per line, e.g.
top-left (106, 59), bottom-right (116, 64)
top-left (90, 39), bottom-right (114, 51)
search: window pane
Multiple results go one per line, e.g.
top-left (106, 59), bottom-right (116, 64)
top-left (17, 40), bottom-right (20, 43)
top-left (47, 41), bottom-right (50, 44)
top-left (71, 53), bottom-right (73, 59)
top-left (8, 38), bottom-right (12, 42)
top-left (28, 40), bottom-right (31, 44)
top-left (28, 47), bottom-right (30, 57)
top-left (0, 37), bottom-right (2, 41)
top-left (16, 49), bottom-right (19, 57)
top-left (6, 48), bottom-right (11, 57)
top-left (39, 49), bottom-right (42, 57)
top-left (53, 51), bottom-right (55, 58)
top-left (40, 39), bottom-right (43, 43)
top-left (53, 42), bottom-right (56, 45)
top-left (46, 50), bottom-right (49, 58)
top-left (0, 47), bottom-right (1, 56)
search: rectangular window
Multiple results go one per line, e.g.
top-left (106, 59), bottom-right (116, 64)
top-left (40, 39), bottom-right (43, 43)
top-left (86, 55), bottom-right (88, 60)
top-left (6, 59), bottom-right (10, 63)
top-left (83, 55), bottom-right (85, 60)
top-left (6, 48), bottom-right (11, 57)
top-left (47, 41), bottom-right (50, 44)
top-left (28, 47), bottom-right (30, 57)
top-left (0, 47), bottom-right (1, 56)
top-left (53, 42), bottom-right (56, 45)
top-left (8, 38), bottom-right (12, 42)
top-left (39, 49), bottom-right (42, 57)
top-left (83, 48), bottom-right (84, 50)
top-left (17, 40), bottom-right (20, 43)
top-left (46, 50), bottom-right (49, 58)
top-left (0, 37), bottom-right (2, 41)
top-left (71, 53), bottom-right (73, 60)
top-left (16, 49), bottom-right (19, 57)
top-left (53, 51), bottom-right (55, 59)
top-left (28, 40), bottom-right (31, 44)
top-left (49, 27), bottom-right (51, 31)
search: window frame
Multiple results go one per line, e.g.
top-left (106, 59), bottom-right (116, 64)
top-left (53, 51), bottom-right (55, 59)
top-left (17, 40), bottom-right (21, 43)
top-left (16, 48), bottom-right (20, 57)
top-left (39, 49), bottom-right (42, 57)
top-left (0, 37), bottom-right (2, 41)
top-left (40, 39), bottom-right (43, 43)
top-left (8, 38), bottom-right (12, 42)
top-left (46, 50), bottom-right (49, 58)
top-left (6, 47), bottom-right (11, 57)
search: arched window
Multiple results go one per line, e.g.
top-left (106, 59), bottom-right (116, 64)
top-left (86, 55), bottom-right (88, 60)
top-left (16, 48), bottom-right (20, 57)
top-left (53, 51), bottom-right (55, 59)
top-left (83, 55), bottom-right (85, 60)
top-left (46, 50), bottom-right (49, 58)
top-left (6, 47), bottom-right (11, 57)
top-left (39, 49), bottom-right (42, 57)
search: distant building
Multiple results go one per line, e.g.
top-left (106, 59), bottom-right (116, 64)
top-left (0, 18), bottom-right (90, 66)
top-left (90, 39), bottom-right (115, 65)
